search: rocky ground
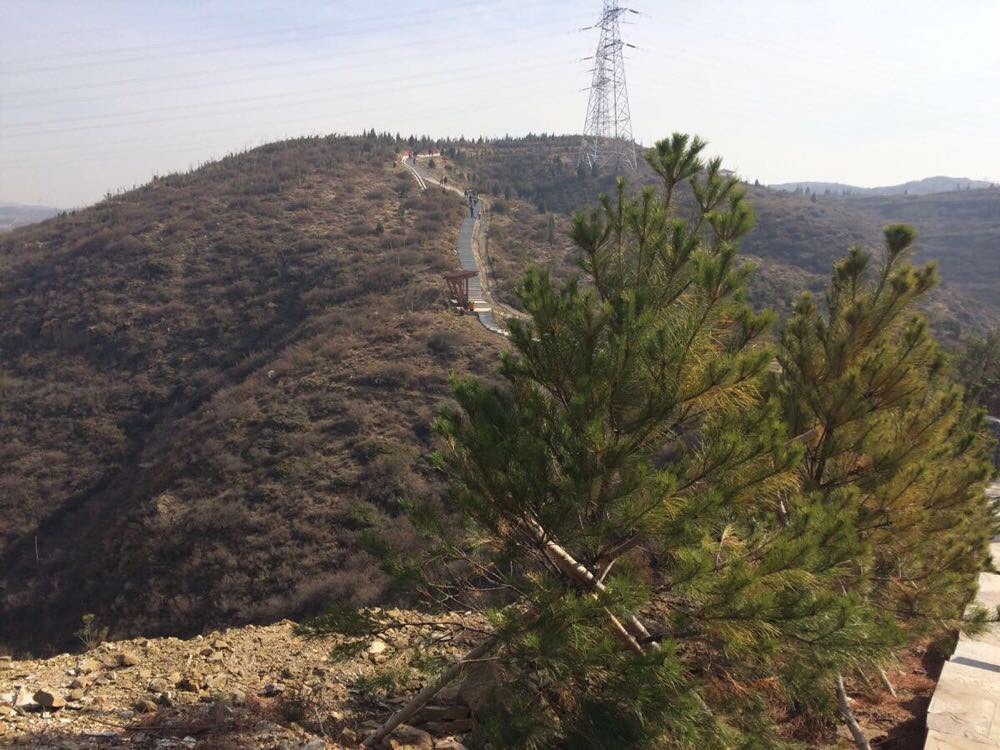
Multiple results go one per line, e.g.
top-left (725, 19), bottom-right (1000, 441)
top-left (0, 605), bottom-right (949, 750)
top-left (0, 611), bottom-right (486, 750)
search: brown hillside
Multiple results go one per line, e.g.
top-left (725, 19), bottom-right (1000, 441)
top-left (3, 132), bottom-right (996, 657)
top-left (458, 135), bottom-right (1000, 337)
top-left (0, 134), bottom-right (500, 654)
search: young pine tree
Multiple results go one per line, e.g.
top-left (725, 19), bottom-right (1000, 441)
top-left (367, 135), bottom-right (876, 749)
top-left (773, 227), bottom-right (995, 746)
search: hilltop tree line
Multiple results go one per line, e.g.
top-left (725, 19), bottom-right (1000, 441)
top-left (318, 134), bottom-right (996, 749)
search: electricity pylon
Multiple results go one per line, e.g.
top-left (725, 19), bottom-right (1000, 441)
top-left (579, 0), bottom-right (638, 172)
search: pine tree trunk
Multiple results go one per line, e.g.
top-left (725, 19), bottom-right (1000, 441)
top-left (836, 672), bottom-right (871, 750)
top-left (362, 635), bottom-right (500, 748)
top-left (526, 519), bottom-right (658, 650)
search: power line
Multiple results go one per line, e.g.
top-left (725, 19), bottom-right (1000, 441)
top-left (3, 21), bottom-right (575, 110)
top-left (579, 0), bottom-right (638, 172)
top-left (0, 65), bottom-right (576, 160)
top-left (0, 86), bottom-right (571, 179)
top-left (0, 55), bottom-right (575, 138)
top-left (1, 0), bottom-right (520, 75)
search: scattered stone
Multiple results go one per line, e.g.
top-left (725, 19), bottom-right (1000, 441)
top-left (156, 691), bottom-right (175, 707)
top-left (204, 673), bottom-right (227, 690)
top-left (78, 658), bottom-right (101, 674)
top-left (0, 705), bottom-right (12, 716)
top-left (301, 740), bottom-right (326, 750)
top-left (177, 675), bottom-right (200, 692)
top-left (118, 651), bottom-right (141, 667)
top-left (262, 682), bottom-right (285, 696)
top-left (148, 677), bottom-right (171, 693)
top-left (367, 638), bottom-right (389, 656)
top-left (67, 688), bottom-right (86, 702)
top-left (340, 727), bottom-right (359, 745)
top-left (33, 688), bottom-right (66, 709)
top-left (69, 676), bottom-right (90, 689)
top-left (134, 698), bottom-right (158, 713)
top-left (433, 740), bottom-right (470, 750)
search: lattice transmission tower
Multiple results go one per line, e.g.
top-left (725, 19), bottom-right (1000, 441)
top-left (579, 0), bottom-right (638, 172)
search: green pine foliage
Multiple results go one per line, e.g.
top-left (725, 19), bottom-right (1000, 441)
top-left (351, 135), bottom-right (993, 748)
top-left (773, 226), bottom-right (996, 654)
top-left (954, 332), bottom-right (1000, 416)
top-left (393, 135), bottom-right (895, 747)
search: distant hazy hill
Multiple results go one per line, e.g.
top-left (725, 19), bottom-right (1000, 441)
top-left (0, 201), bottom-right (61, 232)
top-left (770, 176), bottom-right (996, 196)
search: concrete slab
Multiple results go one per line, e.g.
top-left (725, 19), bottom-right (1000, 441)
top-left (952, 639), bottom-right (1000, 671)
top-left (974, 573), bottom-right (1000, 611)
top-left (926, 669), bottom-right (1000, 742)
top-left (925, 526), bottom-right (1000, 748)
top-left (926, 729), bottom-right (999, 749)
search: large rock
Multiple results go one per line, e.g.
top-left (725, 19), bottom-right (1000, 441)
top-left (118, 651), bottom-right (140, 667)
top-left (12, 687), bottom-right (35, 709)
top-left (457, 661), bottom-right (502, 714)
top-left (389, 724), bottom-right (434, 750)
top-left (425, 718), bottom-right (474, 736)
top-left (415, 704), bottom-right (470, 724)
top-left (33, 688), bottom-right (66, 709)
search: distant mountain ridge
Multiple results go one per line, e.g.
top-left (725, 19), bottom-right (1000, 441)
top-left (0, 201), bottom-right (61, 232)
top-left (770, 176), bottom-right (996, 197)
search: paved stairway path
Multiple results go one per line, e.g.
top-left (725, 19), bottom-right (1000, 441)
top-left (402, 158), bottom-right (505, 336)
top-left (925, 481), bottom-right (1000, 749)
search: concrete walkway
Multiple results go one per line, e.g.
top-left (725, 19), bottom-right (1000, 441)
top-left (925, 481), bottom-right (1000, 748)
top-left (401, 158), bottom-right (505, 336)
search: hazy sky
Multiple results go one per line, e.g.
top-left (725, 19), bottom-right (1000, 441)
top-left (2, 0), bottom-right (999, 207)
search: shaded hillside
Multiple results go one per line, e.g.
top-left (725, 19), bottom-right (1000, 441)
top-left (845, 189), bottom-right (1000, 308)
top-left (0, 134), bottom-right (500, 653)
top-left (457, 135), bottom-right (1000, 336)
